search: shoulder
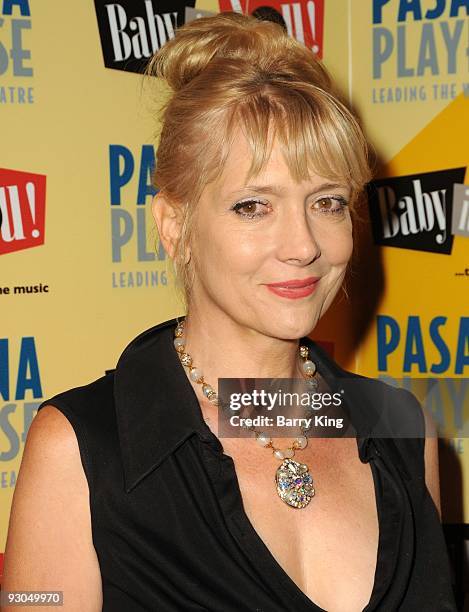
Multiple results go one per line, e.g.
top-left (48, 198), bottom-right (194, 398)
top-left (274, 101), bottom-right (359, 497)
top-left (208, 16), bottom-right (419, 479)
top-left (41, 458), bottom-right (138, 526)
top-left (36, 370), bottom-right (118, 441)
top-left (332, 365), bottom-right (428, 479)
top-left (317, 343), bottom-right (440, 503)
top-left (17, 403), bottom-right (93, 502)
top-left (3, 404), bottom-right (102, 602)
top-left (37, 370), bottom-right (116, 416)
top-left (35, 317), bottom-right (178, 416)
top-left (332, 363), bottom-right (427, 436)
top-left (34, 372), bottom-right (117, 491)
top-left (24, 403), bottom-right (86, 469)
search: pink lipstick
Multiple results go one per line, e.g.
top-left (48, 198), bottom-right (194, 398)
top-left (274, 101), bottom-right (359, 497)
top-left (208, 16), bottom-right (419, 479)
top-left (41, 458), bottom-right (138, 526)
top-left (265, 277), bottom-right (320, 299)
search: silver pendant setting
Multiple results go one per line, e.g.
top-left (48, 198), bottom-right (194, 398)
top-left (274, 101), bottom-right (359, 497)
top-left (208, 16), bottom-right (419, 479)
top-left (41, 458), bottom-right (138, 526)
top-left (275, 458), bottom-right (315, 508)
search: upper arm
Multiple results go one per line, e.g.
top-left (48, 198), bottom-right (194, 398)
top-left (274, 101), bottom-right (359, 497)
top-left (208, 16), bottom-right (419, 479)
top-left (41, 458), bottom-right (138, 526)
top-left (2, 405), bottom-right (103, 611)
top-left (421, 405), bottom-right (441, 520)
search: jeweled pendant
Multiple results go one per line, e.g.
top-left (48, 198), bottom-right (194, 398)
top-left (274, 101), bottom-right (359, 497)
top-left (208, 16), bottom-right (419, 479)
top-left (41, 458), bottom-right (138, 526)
top-left (275, 458), bottom-right (315, 508)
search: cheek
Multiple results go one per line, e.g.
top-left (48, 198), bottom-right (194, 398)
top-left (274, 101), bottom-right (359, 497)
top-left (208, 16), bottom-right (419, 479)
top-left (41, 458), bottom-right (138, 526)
top-left (193, 222), bottom-right (264, 280)
top-left (321, 223), bottom-right (353, 265)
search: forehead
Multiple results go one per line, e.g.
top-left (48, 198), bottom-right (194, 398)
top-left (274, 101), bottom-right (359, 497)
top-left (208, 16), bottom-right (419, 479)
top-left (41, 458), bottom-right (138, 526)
top-left (223, 128), bottom-right (284, 183)
top-left (208, 126), bottom-right (348, 199)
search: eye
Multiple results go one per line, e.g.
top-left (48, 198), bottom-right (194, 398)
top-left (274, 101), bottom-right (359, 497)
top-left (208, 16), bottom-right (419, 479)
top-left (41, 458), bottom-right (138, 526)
top-left (231, 198), bottom-right (270, 219)
top-left (312, 196), bottom-right (349, 215)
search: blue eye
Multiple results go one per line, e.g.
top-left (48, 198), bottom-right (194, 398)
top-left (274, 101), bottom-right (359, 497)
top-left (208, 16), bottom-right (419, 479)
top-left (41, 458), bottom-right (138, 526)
top-left (231, 198), bottom-right (268, 219)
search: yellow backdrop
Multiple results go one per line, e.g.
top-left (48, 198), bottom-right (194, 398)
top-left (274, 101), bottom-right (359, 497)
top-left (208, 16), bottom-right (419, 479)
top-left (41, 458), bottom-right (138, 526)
top-left (1, 0), bottom-right (468, 582)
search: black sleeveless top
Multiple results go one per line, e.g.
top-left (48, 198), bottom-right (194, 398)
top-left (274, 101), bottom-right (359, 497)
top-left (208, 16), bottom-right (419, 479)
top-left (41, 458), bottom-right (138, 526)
top-left (37, 317), bottom-right (457, 611)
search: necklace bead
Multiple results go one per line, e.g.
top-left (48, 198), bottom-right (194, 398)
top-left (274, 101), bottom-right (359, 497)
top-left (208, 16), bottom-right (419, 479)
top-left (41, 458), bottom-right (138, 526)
top-left (302, 360), bottom-right (317, 376)
top-left (173, 317), bottom-right (318, 508)
top-left (174, 337), bottom-right (185, 351)
top-left (189, 367), bottom-right (203, 383)
top-left (256, 433), bottom-right (271, 447)
top-left (295, 436), bottom-right (308, 449)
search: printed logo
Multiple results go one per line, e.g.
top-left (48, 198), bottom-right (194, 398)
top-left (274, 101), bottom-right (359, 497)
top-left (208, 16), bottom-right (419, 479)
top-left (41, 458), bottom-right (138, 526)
top-left (0, 168), bottom-right (46, 255)
top-left (377, 314), bottom-right (469, 375)
top-left (367, 168), bottom-right (466, 254)
top-left (371, 0), bottom-right (469, 104)
top-left (452, 183), bottom-right (469, 237)
top-left (218, 0), bottom-right (325, 56)
top-left (0, 0), bottom-right (34, 104)
top-left (94, 0), bottom-right (196, 74)
top-left (0, 335), bottom-right (43, 488)
top-left (109, 144), bottom-right (169, 289)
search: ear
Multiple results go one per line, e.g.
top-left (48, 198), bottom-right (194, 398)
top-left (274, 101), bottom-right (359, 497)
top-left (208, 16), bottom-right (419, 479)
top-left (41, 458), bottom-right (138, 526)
top-left (151, 192), bottom-right (183, 259)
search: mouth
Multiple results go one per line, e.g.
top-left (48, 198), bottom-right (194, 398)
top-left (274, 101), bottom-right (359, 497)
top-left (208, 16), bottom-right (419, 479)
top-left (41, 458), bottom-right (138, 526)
top-left (264, 277), bottom-right (320, 299)
top-left (266, 276), bottom-right (320, 288)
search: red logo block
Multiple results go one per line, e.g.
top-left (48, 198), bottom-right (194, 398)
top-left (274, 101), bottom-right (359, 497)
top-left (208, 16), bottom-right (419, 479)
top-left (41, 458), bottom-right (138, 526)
top-left (0, 168), bottom-right (46, 255)
top-left (218, 0), bottom-right (324, 57)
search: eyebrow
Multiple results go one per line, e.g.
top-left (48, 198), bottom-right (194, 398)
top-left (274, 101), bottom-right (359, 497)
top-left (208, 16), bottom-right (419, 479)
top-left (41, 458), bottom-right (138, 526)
top-left (226, 182), bottom-right (349, 199)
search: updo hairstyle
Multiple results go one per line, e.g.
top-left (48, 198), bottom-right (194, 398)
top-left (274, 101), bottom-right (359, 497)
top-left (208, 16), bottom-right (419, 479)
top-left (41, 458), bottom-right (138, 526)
top-left (146, 12), bottom-right (373, 308)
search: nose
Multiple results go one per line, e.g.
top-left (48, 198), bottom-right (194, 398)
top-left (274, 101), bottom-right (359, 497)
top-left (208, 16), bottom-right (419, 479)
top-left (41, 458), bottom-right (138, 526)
top-left (276, 206), bottom-right (321, 265)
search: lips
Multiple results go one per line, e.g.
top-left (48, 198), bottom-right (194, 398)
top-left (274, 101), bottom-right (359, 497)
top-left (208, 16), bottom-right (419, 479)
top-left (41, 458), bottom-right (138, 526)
top-left (264, 277), bottom-right (320, 300)
top-left (266, 276), bottom-right (320, 289)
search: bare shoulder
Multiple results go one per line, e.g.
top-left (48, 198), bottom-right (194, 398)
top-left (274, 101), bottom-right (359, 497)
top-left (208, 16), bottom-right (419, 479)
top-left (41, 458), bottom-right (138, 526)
top-left (2, 405), bottom-right (102, 611)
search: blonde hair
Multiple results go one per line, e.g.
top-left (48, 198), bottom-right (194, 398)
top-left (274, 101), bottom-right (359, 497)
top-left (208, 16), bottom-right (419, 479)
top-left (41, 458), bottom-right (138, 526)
top-left (146, 11), bottom-right (373, 309)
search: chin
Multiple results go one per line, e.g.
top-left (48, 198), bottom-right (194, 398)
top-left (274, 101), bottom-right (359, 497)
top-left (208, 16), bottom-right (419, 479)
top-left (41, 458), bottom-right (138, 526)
top-left (263, 315), bottom-right (317, 341)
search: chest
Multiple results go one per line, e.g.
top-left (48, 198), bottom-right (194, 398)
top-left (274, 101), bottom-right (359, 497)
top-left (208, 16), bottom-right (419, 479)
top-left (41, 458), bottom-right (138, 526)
top-left (220, 436), bottom-right (380, 612)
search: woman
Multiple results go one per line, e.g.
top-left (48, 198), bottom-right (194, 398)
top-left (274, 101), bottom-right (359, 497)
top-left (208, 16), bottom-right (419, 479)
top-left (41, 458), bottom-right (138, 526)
top-left (3, 12), bottom-right (456, 612)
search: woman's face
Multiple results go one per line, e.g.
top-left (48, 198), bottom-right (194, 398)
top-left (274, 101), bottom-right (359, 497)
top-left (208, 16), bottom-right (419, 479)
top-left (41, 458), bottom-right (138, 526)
top-left (187, 128), bottom-right (353, 339)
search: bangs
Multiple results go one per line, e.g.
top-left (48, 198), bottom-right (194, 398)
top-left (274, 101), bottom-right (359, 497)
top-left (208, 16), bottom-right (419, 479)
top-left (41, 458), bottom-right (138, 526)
top-left (148, 10), bottom-right (374, 306)
top-left (218, 83), bottom-right (373, 202)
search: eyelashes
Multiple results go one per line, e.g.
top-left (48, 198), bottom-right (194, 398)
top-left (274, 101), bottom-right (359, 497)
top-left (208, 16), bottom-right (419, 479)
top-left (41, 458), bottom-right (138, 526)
top-left (231, 196), bottom-right (349, 220)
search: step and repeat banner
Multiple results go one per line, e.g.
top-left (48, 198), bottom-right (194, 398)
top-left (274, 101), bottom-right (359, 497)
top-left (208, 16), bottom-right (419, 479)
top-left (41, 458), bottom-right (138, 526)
top-left (1, 0), bottom-right (468, 594)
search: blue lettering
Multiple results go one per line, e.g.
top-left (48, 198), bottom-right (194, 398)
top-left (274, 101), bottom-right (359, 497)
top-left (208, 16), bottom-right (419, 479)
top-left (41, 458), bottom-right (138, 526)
top-left (398, 0), bottom-right (423, 21)
top-left (429, 316), bottom-right (450, 373)
top-left (2, 0), bottom-right (30, 16)
top-left (373, 0), bottom-right (391, 24)
top-left (0, 338), bottom-right (9, 401)
top-left (455, 316), bottom-right (469, 374)
top-left (109, 144), bottom-right (134, 205)
top-left (403, 316), bottom-right (427, 372)
top-left (15, 337), bottom-right (42, 400)
top-left (426, 0), bottom-right (446, 18)
top-left (137, 145), bottom-right (156, 205)
top-left (450, 0), bottom-right (469, 17)
top-left (373, 0), bottom-right (469, 23)
top-left (377, 315), bottom-right (400, 371)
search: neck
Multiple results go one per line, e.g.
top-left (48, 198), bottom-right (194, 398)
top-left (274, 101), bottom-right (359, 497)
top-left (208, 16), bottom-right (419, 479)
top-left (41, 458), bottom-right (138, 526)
top-left (181, 309), bottom-right (305, 383)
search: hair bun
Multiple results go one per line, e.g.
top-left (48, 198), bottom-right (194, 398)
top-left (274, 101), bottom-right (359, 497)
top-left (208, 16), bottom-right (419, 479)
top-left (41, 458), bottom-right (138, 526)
top-left (147, 12), bottom-right (296, 92)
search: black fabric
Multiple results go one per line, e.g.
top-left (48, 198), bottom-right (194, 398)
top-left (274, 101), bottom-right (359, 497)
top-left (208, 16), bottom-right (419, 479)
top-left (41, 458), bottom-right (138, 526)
top-left (37, 316), bottom-right (457, 611)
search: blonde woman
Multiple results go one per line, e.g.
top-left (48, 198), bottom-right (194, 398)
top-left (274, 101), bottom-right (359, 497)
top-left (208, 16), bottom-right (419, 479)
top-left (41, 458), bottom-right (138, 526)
top-left (3, 12), bottom-right (456, 612)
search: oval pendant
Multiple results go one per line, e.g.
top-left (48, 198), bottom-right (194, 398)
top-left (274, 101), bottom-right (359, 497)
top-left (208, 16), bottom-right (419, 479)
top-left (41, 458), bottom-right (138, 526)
top-left (275, 458), bottom-right (315, 508)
